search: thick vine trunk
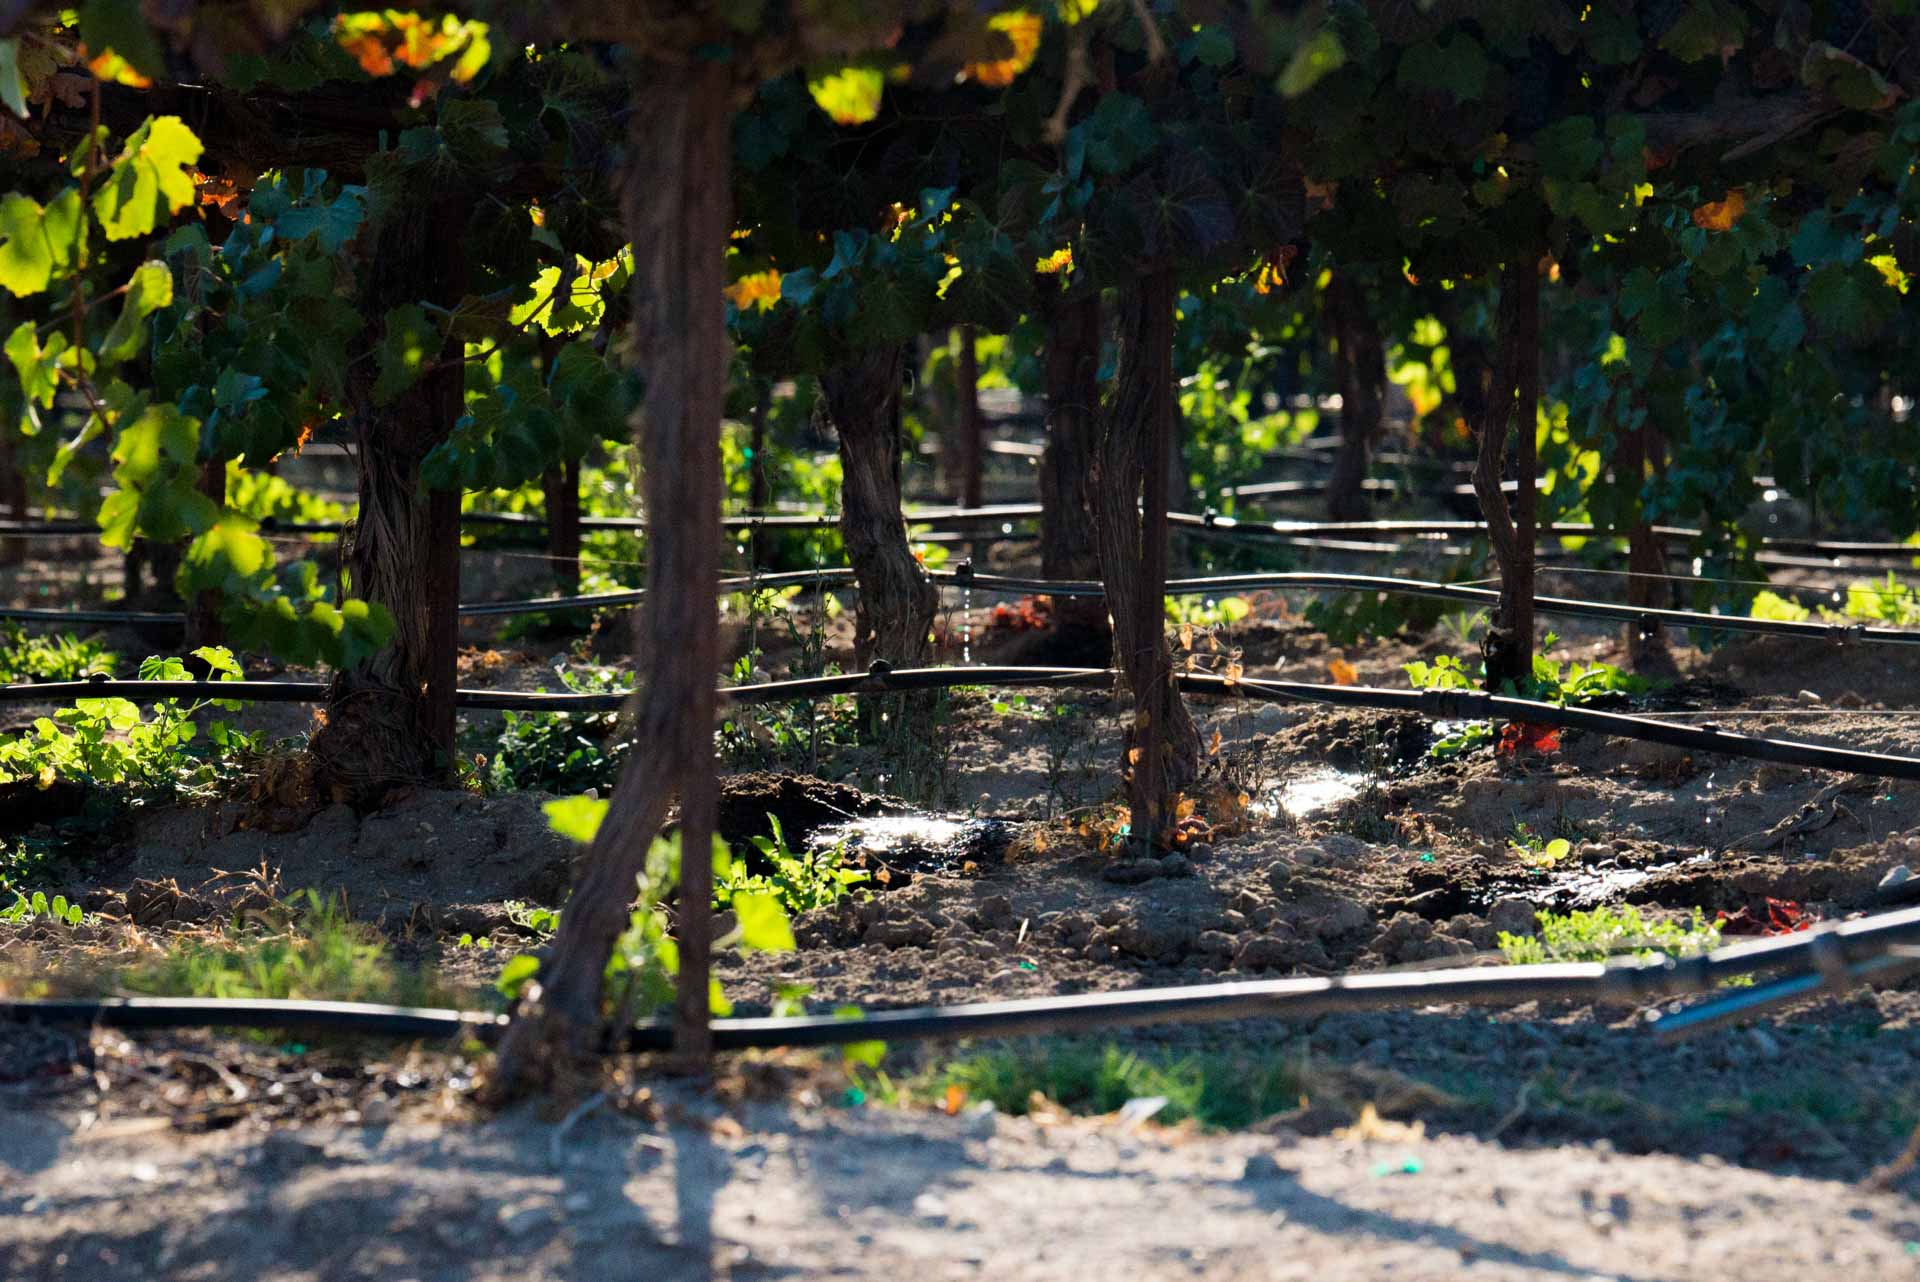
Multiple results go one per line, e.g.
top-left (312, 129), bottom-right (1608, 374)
top-left (821, 346), bottom-right (937, 673)
top-left (492, 61), bottom-right (731, 1089)
top-left (953, 326), bottom-right (982, 510)
top-left (1326, 272), bottom-right (1385, 521)
top-left (543, 460), bottom-right (582, 597)
top-left (1093, 269), bottom-right (1199, 846)
top-left (1473, 259), bottom-right (1540, 690)
top-left (1038, 288), bottom-right (1110, 656)
top-left (308, 193), bottom-right (465, 804)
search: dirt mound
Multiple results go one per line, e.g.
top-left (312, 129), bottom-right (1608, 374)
top-left (85, 790), bottom-right (580, 926)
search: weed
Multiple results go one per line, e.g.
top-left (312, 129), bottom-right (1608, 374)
top-left (717, 813), bottom-right (869, 915)
top-left (479, 665), bottom-right (631, 795)
top-left (0, 889), bottom-right (85, 926)
top-left (905, 1040), bottom-right (1306, 1131)
top-left (0, 646), bottom-right (260, 795)
top-left (1498, 905), bottom-right (1722, 966)
top-left (1405, 641), bottom-right (1649, 761)
top-left (0, 624), bottom-right (115, 682)
top-left (120, 890), bottom-right (444, 1006)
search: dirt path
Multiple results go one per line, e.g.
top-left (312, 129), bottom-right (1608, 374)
top-left (4, 1091), bottom-right (1917, 1281)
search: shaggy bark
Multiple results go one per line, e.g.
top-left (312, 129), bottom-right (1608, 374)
top-left (1038, 288), bottom-right (1110, 654)
top-left (1092, 269), bottom-right (1199, 846)
top-left (308, 192), bottom-right (466, 805)
top-left (492, 60), bottom-right (731, 1088)
top-left (821, 346), bottom-right (938, 673)
top-left (1325, 272), bottom-right (1386, 521)
top-left (1472, 259), bottom-right (1540, 690)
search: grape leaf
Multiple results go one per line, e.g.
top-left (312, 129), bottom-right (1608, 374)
top-left (92, 116), bottom-right (204, 241)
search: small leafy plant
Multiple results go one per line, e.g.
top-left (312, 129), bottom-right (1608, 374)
top-left (498, 797), bottom-right (802, 1017)
top-left (479, 663), bottom-right (632, 795)
top-left (1498, 905), bottom-right (1722, 966)
top-left (0, 646), bottom-right (259, 793)
top-left (0, 624), bottom-right (116, 683)
top-left (0, 889), bottom-right (85, 926)
top-left (718, 813), bottom-right (869, 915)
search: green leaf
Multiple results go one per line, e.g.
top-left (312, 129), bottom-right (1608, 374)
top-left (730, 891), bottom-right (796, 953)
top-left (79, 0), bottom-right (168, 77)
top-left (98, 259), bottom-right (173, 364)
top-left (1396, 33), bottom-right (1489, 103)
top-left (0, 38), bottom-right (28, 118)
top-left (1659, 0), bottom-right (1746, 62)
top-left (373, 304), bottom-right (440, 404)
top-left (496, 953), bottom-right (541, 1000)
top-left (5, 322), bottom-right (59, 407)
top-left (93, 116), bottom-right (203, 241)
top-left (544, 795), bottom-right (608, 844)
top-left (1277, 28), bottom-right (1346, 97)
top-left (0, 189), bottom-right (82, 297)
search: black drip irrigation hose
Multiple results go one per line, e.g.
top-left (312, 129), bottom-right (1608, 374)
top-left (26, 563), bottom-right (1909, 643)
top-left (9, 663), bottom-right (1920, 780)
top-left (8, 905), bottom-right (1920, 1051)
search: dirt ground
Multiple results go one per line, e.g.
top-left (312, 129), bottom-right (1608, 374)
top-left (10, 528), bottom-right (1920, 1275)
top-left (7, 1083), bottom-right (1920, 1282)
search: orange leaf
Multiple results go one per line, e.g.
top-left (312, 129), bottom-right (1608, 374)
top-left (943, 1084), bottom-right (968, 1115)
top-left (1328, 658), bottom-right (1359, 686)
top-left (964, 11), bottom-right (1043, 87)
top-left (1692, 189), bottom-right (1746, 232)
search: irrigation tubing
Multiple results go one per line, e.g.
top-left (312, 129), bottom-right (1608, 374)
top-left (9, 663), bottom-right (1920, 781)
top-left (10, 904), bottom-right (1920, 1050)
top-left (21, 563), bottom-right (1916, 643)
top-left (12, 503), bottom-right (1919, 560)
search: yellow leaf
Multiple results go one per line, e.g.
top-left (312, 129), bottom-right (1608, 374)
top-left (1179, 622), bottom-right (1194, 651)
top-left (1691, 188), bottom-right (1746, 232)
top-left (725, 269), bottom-right (783, 312)
top-left (1127, 746), bottom-right (1143, 764)
top-left (808, 63), bottom-right (888, 125)
top-left (964, 11), bottom-right (1044, 88)
top-left (1208, 729), bottom-right (1223, 757)
top-left (1174, 796), bottom-right (1195, 820)
top-left (1035, 245), bottom-right (1073, 274)
top-left (88, 52), bottom-right (151, 89)
top-left (1328, 658), bottom-right (1359, 686)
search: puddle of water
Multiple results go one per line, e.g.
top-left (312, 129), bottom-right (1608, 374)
top-left (811, 815), bottom-right (971, 855)
top-left (1254, 769), bottom-right (1367, 820)
top-left (808, 813), bottom-right (1013, 879)
top-left (1491, 853), bottom-right (1712, 911)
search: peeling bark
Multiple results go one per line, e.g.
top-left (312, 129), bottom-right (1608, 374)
top-left (1038, 288), bottom-right (1110, 655)
top-left (1473, 259), bottom-right (1540, 690)
top-left (821, 346), bottom-right (938, 674)
top-left (492, 60), bottom-right (731, 1090)
top-left (1092, 269), bottom-right (1199, 845)
top-left (308, 192), bottom-right (466, 805)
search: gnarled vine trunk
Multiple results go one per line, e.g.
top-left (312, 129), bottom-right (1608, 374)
top-left (1325, 272), bottom-right (1385, 521)
top-left (821, 346), bottom-right (937, 674)
top-left (308, 192), bottom-right (465, 806)
top-left (1093, 269), bottom-right (1199, 846)
top-left (1473, 258), bottom-right (1540, 690)
top-left (1038, 288), bottom-right (1110, 659)
top-left (492, 60), bottom-right (731, 1089)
